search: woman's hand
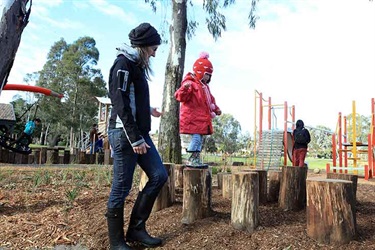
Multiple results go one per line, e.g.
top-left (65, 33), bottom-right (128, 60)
top-left (151, 107), bottom-right (162, 117)
top-left (133, 142), bottom-right (150, 154)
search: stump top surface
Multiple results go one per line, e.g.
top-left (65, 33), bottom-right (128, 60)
top-left (234, 171), bottom-right (259, 176)
top-left (307, 177), bottom-right (352, 183)
top-left (242, 169), bottom-right (267, 173)
top-left (217, 172), bottom-right (232, 175)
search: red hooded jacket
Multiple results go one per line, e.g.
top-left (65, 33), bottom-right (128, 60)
top-left (174, 73), bottom-right (220, 135)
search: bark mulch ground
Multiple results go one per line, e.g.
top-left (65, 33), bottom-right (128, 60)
top-left (0, 165), bottom-right (374, 250)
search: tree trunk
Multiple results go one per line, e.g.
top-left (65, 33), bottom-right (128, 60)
top-left (0, 0), bottom-right (31, 94)
top-left (157, 0), bottom-right (187, 164)
top-left (306, 177), bottom-right (356, 245)
top-left (231, 172), bottom-right (259, 232)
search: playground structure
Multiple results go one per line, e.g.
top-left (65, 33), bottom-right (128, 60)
top-left (253, 90), bottom-right (295, 170)
top-left (328, 99), bottom-right (375, 180)
top-left (0, 84), bottom-right (63, 154)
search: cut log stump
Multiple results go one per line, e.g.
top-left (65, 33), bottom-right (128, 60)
top-left (268, 170), bottom-right (282, 203)
top-left (174, 164), bottom-right (185, 189)
top-left (326, 172), bottom-right (358, 202)
top-left (181, 167), bottom-right (212, 224)
top-left (279, 166), bottom-right (308, 211)
top-left (306, 177), bottom-right (356, 245)
top-left (222, 173), bottom-right (232, 199)
top-left (231, 172), bottom-right (259, 232)
top-left (243, 169), bottom-right (267, 204)
top-left (217, 172), bottom-right (231, 190)
top-left (139, 163), bottom-right (175, 212)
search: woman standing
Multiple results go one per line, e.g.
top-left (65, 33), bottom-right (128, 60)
top-left (106, 23), bottom-right (167, 249)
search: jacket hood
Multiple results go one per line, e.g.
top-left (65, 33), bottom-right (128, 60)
top-left (116, 43), bottom-right (139, 62)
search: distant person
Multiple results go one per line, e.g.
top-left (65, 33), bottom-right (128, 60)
top-left (106, 22), bottom-right (167, 249)
top-left (95, 133), bottom-right (104, 152)
top-left (13, 118), bottom-right (41, 147)
top-left (174, 51), bottom-right (221, 168)
top-left (292, 119), bottom-right (311, 167)
top-left (89, 124), bottom-right (98, 154)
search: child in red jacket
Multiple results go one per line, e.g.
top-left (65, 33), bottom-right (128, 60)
top-left (175, 52), bottom-right (221, 167)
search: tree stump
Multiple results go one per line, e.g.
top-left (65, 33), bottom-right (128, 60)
top-left (231, 172), bottom-right (259, 232)
top-left (14, 153), bottom-right (28, 164)
top-left (7, 151), bottom-right (15, 163)
top-left (0, 148), bottom-right (9, 163)
top-left (222, 173), bottom-right (232, 199)
top-left (104, 149), bottom-right (113, 165)
top-left (139, 163), bottom-right (175, 212)
top-left (174, 164), bottom-right (184, 189)
top-left (40, 148), bottom-right (47, 164)
top-left (279, 166), bottom-right (308, 211)
top-left (326, 173), bottom-right (358, 202)
top-left (244, 169), bottom-right (267, 204)
top-left (78, 151), bottom-right (86, 164)
top-left (217, 172), bottom-right (231, 190)
top-left (46, 148), bottom-right (59, 164)
top-left (181, 167), bottom-right (212, 224)
top-left (97, 151), bottom-right (104, 165)
top-left (268, 170), bottom-right (282, 202)
top-left (306, 177), bottom-right (356, 245)
top-left (63, 150), bottom-right (70, 164)
top-left (33, 149), bottom-right (41, 164)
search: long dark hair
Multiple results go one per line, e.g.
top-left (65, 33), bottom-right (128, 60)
top-left (135, 47), bottom-right (153, 80)
top-left (296, 119), bottom-right (304, 129)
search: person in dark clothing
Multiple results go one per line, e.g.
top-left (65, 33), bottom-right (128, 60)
top-left (292, 119), bottom-right (311, 167)
top-left (106, 22), bottom-right (168, 250)
top-left (89, 124), bottom-right (98, 154)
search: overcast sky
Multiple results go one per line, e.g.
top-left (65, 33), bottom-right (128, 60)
top-left (1, 0), bottom-right (374, 134)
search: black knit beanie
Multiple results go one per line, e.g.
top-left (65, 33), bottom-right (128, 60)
top-left (128, 23), bottom-right (161, 47)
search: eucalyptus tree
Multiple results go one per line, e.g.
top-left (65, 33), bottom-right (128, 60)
top-left (0, 0), bottom-right (32, 95)
top-left (36, 37), bottom-right (107, 148)
top-left (146, 0), bottom-right (259, 163)
top-left (212, 113), bottom-right (242, 154)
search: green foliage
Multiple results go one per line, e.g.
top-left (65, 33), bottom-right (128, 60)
top-left (204, 136), bottom-right (218, 153)
top-left (308, 125), bottom-right (333, 159)
top-left (211, 166), bottom-right (219, 175)
top-left (65, 187), bottom-right (80, 208)
top-left (34, 37), bottom-right (107, 141)
top-left (346, 114), bottom-right (371, 143)
top-left (211, 113), bottom-right (242, 154)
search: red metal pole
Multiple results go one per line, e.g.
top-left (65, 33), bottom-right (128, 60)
top-left (332, 134), bottom-right (337, 173)
top-left (338, 113), bottom-right (342, 173)
top-left (284, 101), bottom-right (288, 166)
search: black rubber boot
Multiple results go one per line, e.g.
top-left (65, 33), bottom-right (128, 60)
top-left (126, 192), bottom-right (162, 248)
top-left (106, 207), bottom-right (132, 250)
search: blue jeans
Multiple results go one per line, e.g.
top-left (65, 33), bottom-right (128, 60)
top-left (107, 129), bottom-right (168, 208)
top-left (187, 134), bottom-right (203, 152)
